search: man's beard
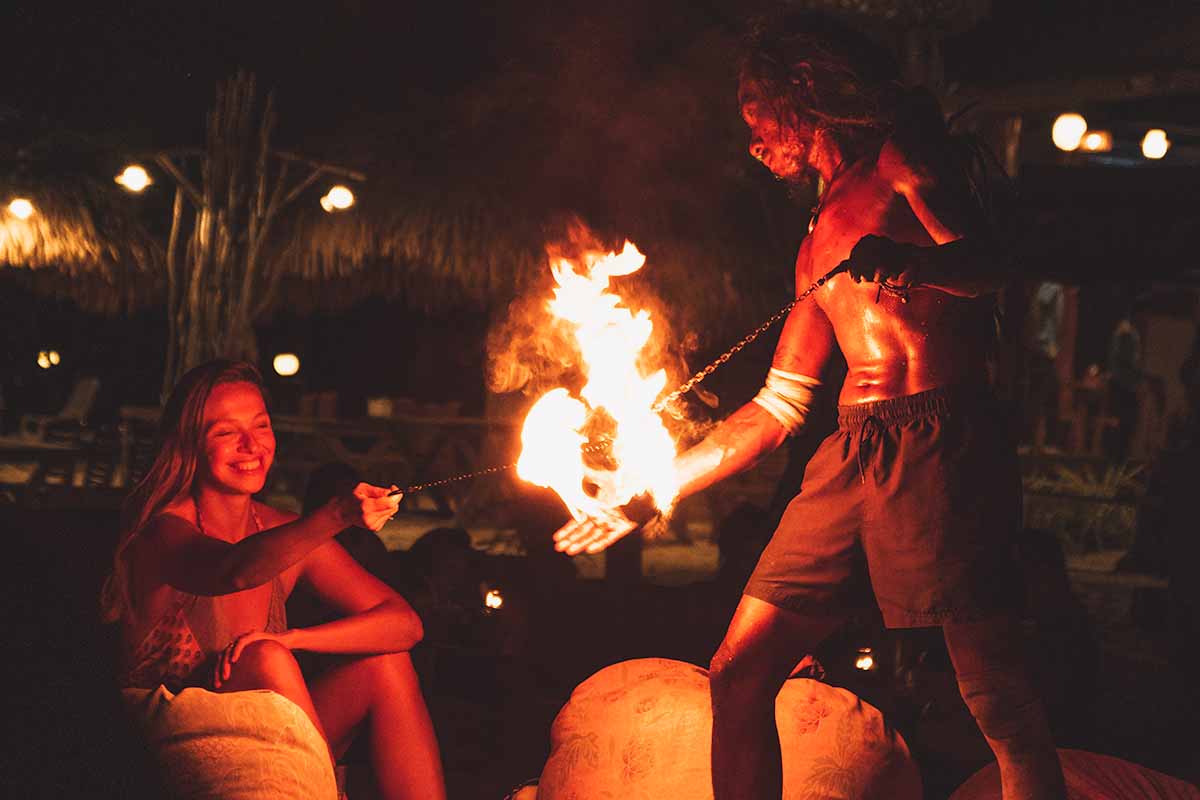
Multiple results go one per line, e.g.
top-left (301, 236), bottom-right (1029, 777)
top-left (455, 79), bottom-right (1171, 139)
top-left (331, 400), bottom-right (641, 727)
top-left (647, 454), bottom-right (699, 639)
top-left (782, 167), bottom-right (818, 201)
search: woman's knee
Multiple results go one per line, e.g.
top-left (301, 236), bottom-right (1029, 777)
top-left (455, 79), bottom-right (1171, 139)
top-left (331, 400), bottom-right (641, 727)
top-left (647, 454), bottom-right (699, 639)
top-left (231, 639), bottom-right (303, 683)
top-left (354, 651), bottom-right (418, 693)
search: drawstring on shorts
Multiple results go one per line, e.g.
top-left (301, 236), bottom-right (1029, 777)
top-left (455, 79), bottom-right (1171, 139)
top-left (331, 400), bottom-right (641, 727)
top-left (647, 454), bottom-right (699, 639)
top-left (856, 415), bottom-right (884, 484)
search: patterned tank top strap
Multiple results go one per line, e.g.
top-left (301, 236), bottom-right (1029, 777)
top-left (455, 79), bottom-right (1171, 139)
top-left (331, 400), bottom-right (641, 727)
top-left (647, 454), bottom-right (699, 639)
top-left (265, 573), bottom-right (289, 634)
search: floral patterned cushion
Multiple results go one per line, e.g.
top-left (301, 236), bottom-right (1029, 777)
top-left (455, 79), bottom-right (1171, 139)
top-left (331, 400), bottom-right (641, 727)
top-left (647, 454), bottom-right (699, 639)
top-left (537, 657), bottom-right (921, 800)
top-left (122, 686), bottom-right (337, 800)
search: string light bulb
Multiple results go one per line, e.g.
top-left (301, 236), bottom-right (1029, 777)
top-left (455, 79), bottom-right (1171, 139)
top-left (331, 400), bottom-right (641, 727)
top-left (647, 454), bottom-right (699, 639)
top-left (484, 588), bottom-right (504, 611)
top-left (320, 185), bottom-right (355, 212)
top-left (115, 165), bottom-right (152, 192)
top-left (273, 352), bottom-right (300, 377)
top-left (1142, 129), bottom-right (1170, 160)
top-left (7, 198), bottom-right (35, 220)
top-left (1080, 131), bottom-right (1112, 152)
top-left (1052, 113), bottom-right (1088, 151)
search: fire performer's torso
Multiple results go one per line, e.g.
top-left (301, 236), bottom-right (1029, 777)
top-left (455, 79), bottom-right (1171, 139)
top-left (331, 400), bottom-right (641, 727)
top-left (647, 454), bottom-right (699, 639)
top-left (773, 142), bottom-right (994, 407)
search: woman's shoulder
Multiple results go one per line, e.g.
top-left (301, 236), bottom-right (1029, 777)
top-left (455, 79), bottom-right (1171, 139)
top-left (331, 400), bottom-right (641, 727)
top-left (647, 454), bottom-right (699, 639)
top-left (144, 503), bottom-right (198, 536)
top-left (253, 500), bottom-right (299, 529)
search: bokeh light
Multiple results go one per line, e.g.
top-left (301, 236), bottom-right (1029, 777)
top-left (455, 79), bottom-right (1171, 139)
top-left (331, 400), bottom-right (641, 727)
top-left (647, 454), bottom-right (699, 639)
top-left (273, 352), bottom-right (300, 376)
top-left (1052, 113), bottom-right (1088, 151)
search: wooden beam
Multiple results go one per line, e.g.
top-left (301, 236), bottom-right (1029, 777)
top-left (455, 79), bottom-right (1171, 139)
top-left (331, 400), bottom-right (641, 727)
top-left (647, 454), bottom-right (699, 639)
top-left (947, 69), bottom-right (1200, 115)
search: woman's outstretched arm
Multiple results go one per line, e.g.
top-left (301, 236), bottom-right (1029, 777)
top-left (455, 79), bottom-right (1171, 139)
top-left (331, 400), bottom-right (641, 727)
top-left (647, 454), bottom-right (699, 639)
top-left (282, 540), bottom-right (423, 654)
top-left (140, 484), bottom-right (400, 596)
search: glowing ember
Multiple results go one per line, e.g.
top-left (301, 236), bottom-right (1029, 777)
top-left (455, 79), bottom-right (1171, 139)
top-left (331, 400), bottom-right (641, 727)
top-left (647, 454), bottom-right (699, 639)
top-left (516, 240), bottom-right (681, 522)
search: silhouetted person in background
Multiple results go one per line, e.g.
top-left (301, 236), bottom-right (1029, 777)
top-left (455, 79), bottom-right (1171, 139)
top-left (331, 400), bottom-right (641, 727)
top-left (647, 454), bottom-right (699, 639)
top-left (1105, 314), bottom-right (1142, 462)
top-left (1026, 281), bottom-right (1064, 451)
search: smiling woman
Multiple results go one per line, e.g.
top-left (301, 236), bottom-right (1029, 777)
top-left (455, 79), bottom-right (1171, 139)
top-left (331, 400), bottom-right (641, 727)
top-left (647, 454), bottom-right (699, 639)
top-left (101, 359), bottom-right (446, 800)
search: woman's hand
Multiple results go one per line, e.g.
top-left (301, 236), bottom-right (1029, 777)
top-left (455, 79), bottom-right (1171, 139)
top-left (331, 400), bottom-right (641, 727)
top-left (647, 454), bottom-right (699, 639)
top-left (213, 629), bottom-right (286, 688)
top-left (328, 482), bottom-right (402, 532)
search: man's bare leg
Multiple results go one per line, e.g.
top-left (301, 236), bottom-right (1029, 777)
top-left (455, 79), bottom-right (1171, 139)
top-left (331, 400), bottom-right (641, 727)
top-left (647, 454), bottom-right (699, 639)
top-left (944, 618), bottom-right (1066, 800)
top-left (709, 595), bottom-right (845, 800)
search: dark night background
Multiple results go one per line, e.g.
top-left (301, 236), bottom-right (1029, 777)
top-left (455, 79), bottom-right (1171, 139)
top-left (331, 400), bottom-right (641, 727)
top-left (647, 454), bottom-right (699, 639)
top-left (5, 2), bottom-right (1200, 798)
top-left (6, 0), bottom-right (1198, 419)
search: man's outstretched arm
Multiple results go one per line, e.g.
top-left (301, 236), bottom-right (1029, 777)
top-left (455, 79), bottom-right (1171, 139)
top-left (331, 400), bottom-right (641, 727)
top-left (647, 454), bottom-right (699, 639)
top-left (553, 296), bottom-right (836, 555)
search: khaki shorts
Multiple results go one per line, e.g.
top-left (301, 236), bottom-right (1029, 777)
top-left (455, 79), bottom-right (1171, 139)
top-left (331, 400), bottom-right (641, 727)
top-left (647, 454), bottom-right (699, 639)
top-left (744, 385), bottom-right (1021, 628)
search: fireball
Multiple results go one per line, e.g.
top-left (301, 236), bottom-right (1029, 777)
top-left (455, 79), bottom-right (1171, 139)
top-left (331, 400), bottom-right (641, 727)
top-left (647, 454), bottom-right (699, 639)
top-left (516, 241), bottom-right (680, 522)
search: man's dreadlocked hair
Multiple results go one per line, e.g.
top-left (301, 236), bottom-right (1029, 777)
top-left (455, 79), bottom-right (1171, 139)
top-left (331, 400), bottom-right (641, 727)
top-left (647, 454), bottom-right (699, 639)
top-left (741, 8), bottom-right (1023, 380)
top-left (740, 8), bottom-right (1017, 237)
top-left (738, 10), bottom-right (907, 164)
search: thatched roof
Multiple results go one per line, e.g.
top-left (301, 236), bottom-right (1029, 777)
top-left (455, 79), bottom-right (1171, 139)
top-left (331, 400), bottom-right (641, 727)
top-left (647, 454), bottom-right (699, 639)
top-left (272, 16), bottom-right (799, 341)
top-left (0, 179), bottom-right (163, 312)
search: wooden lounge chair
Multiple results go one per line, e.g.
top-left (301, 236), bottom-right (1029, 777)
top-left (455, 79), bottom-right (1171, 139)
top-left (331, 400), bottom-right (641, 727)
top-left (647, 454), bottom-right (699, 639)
top-left (20, 376), bottom-right (101, 441)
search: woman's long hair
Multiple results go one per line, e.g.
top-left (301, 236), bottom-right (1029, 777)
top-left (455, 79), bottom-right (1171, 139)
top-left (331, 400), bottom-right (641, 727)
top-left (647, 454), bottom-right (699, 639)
top-left (100, 359), bottom-right (267, 623)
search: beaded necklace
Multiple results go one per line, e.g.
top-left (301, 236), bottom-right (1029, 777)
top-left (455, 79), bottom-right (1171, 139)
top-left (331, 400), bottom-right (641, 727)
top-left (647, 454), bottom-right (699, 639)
top-left (195, 501), bottom-right (263, 539)
top-left (807, 159), bottom-right (847, 234)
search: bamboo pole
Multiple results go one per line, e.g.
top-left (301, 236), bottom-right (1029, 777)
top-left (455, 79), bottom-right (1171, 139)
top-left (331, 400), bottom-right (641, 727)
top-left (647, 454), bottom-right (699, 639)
top-left (155, 72), bottom-right (364, 388)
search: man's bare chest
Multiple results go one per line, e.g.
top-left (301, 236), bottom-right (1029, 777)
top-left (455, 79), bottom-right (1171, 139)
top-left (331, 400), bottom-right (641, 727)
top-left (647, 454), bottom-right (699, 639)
top-left (797, 179), bottom-right (930, 285)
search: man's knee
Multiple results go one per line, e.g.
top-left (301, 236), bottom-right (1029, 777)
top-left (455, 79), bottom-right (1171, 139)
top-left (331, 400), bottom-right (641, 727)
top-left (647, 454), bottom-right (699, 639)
top-left (709, 643), bottom-right (775, 706)
top-left (955, 668), bottom-right (1043, 742)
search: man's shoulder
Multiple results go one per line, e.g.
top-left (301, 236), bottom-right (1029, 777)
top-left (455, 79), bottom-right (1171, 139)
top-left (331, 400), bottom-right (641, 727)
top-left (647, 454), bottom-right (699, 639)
top-left (874, 135), bottom-right (938, 196)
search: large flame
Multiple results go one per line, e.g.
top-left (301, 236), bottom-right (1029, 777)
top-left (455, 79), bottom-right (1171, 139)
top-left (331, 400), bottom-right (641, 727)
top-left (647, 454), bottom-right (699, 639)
top-left (516, 241), bottom-right (680, 522)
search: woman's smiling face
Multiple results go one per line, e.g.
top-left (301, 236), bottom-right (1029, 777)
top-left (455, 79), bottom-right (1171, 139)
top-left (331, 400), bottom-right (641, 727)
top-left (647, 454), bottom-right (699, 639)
top-left (200, 381), bottom-right (276, 495)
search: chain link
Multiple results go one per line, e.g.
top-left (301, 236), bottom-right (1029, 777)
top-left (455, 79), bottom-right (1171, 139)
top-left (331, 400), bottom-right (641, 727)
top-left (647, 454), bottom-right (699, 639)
top-left (400, 267), bottom-right (844, 494)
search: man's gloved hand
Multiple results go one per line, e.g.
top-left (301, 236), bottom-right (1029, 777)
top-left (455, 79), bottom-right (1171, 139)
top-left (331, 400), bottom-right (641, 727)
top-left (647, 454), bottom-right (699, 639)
top-left (839, 234), bottom-right (924, 291)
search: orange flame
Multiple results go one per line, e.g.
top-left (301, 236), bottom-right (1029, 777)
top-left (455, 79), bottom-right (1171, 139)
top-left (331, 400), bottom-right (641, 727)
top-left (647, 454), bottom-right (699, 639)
top-left (516, 241), bottom-right (680, 522)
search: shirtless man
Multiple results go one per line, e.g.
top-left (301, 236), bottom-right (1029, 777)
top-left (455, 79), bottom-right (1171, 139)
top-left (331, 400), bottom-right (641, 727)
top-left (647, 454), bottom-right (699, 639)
top-left (554, 12), bottom-right (1065, 800)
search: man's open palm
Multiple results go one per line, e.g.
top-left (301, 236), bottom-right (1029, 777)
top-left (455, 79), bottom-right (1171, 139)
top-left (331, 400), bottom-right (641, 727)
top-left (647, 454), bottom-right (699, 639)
top-left (552, 507), bottom-right (638, 555)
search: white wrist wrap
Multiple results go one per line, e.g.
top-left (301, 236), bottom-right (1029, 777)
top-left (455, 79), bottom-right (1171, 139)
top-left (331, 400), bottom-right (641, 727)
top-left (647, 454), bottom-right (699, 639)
top-left (752, 368), bottom-right (822, 435)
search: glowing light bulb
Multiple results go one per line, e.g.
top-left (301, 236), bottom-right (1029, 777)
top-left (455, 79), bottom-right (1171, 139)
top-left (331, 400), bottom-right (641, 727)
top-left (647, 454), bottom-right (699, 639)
top-left (7, 198), bottom-right (34, 219)
top-left (114, 165), bottom-right (152, 192)
top-left (48, 350), bottom-right (60, 366)
top-left (1142, 129), bottom-right (1170, 160)
top-left (484, 588), bottom-right (504, 610)
top-left (37, 351), bottom-right (51, 369)
top-left (1080, 131), bottom-right (1112, 152)
top-left (273, 352), bottom-right (300, 376)
top-left (1052, 113), bottom-right (1088, 151)
top-left (320, 185), bottom-right (355, 212)
top-left (854, 647), bottom-right (876, 671)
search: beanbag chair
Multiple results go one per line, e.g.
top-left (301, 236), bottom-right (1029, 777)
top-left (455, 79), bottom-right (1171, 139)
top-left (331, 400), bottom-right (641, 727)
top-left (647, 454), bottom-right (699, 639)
top-left (536, 657), bottom-right (921, 800)
top-left (122, 686), bottom-right (337, 800)
top-left (949, 748), bottom-right (1199, 800)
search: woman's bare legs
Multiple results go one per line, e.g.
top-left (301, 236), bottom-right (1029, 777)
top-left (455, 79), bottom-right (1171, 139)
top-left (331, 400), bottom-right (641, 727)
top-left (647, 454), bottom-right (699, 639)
top-left (310, 651), bottom-right (446, 800)
top-left (213, 639), bottom-right (334, 763)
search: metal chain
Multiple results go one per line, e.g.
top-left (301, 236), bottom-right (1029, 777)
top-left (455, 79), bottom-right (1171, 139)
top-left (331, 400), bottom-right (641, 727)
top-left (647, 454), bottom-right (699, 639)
top-left (399, 266), bottom-right (844, 494)
top-left (402, 462), bottom-right (519, 494)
